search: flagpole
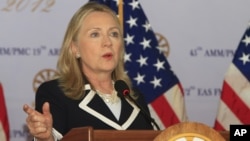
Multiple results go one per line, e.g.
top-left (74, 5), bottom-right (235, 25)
top-left (118, 0), bottom-right (123, 31)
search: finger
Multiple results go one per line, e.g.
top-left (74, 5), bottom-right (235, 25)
top-left (23, 104), bottom-right (35, 115)
top-left (24, 106), bottom-right (45, 123)
top-left (33, 121), bottom-right (47, 128)
top-left (42, 102), bottom-right (51, 116)
top-left (31, 126), bottom-right (47, 136)
top-left (42, 102), bottom-right (53, 129)
top-left (26, 119), bottom-right (47, 134)
top-left (28, 114), bottom-right (46, 123)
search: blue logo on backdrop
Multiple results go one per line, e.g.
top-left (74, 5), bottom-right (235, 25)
top-left (184, 86), bottom-right (221, 96)
top-left (0, 45), bottom-right (59, 56)
top-left (10, 124), bottom-right (32, 140)
top-left (190, 46), bottom-right (235, 57)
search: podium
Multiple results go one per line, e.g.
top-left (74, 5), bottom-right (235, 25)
top-left (61, 126), bottom-right (229, 141)
top-left (61, 126), bottom-right (160, 141)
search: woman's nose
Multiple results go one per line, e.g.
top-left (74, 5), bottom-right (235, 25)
top-left (103, 35), bottom-right (112, 47)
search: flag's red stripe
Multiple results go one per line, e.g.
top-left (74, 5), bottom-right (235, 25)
top-left (214, 119), bottom-right (226, 131)
top-left (0, 84), bottom-right (9, 141)
top-left (221, 81), bottom-right (250, 124)
top-left (151, 93), bottom-right (179, 127)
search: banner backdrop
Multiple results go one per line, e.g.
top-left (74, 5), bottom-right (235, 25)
top-left (1, 0), bottom-right (250, 140)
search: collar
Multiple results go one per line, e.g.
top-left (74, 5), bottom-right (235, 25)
top-left (79, 84), bottom-right (140, 129)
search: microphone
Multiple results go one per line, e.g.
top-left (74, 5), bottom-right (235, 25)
top-left (114, 80), bottom-right (160, 130)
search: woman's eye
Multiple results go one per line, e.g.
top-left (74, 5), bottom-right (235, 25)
top-left (111, 31), bottom-right (119, 37)
top-left (90, 32), bottom-right (99, 37)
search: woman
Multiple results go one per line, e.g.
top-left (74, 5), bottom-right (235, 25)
top-left (23, 2), bottom-right (153, 141)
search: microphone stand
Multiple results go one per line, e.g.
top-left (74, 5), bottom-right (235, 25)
top-left (114, 80), bottom-right (160, 130)
top-left (125, 94), bottom-right (160, 130)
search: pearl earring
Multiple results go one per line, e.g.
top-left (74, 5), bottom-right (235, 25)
top-left (76, 53), bottom-right (80, 58)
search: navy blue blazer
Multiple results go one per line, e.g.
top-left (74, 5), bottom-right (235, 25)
top-left (35, 79), bottom-right (153, 136)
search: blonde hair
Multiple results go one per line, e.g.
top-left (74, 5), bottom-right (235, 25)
top-left (57, 2), bottom-right (133, 100)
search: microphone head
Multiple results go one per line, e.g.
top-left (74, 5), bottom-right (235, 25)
top-left (114, 80), bottom-right (130, 96)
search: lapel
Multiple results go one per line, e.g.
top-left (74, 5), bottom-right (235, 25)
top-left (78, 84), bottom-right (140, 130)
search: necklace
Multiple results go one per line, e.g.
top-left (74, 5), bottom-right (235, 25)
top-left (96, 90), bottom-right (119, 104)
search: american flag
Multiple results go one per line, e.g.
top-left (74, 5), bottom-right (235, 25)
top-left (0, 82), bottom-right (9, 141)
top-left (214, 21), bottom-right (250, 131)
top-left (90, 0), bottom-right (188, 129)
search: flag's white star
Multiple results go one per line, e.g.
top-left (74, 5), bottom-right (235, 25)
top-left (126, 16), bottom-right (137, 28)
top-left (129, 0), bottom-right (140, 10)
top-left (134, 73), bottom-right (145, 85)
top-left (136, 55), bottom-right (148, 67)
top-left (142, 21), bottom-right (151, 32)
top-left (124, 33), bottom-right (134, 46)
top-left (150, 76), bottom-right (162, 88)
top-left (153, 59), bottom-right (165, 71)
top-left (239, 53), bottom-right (250, 65)
top-left (124, 52), bottom-right (132, 62)
top-left (113, 0), bottom-right (119, 5)
top-left (242, 35), bottom-right (250, 47)
top-left (140, 37), bottom-right (151, 50)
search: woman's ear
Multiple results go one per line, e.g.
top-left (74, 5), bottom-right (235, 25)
top-left (71, 42), bottom-right (80, 58)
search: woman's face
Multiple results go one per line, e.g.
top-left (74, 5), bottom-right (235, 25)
top-left (73, 11), bottom-right (122, 76)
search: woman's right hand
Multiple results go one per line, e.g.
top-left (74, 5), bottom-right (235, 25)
top-left (23, 102), bottom-right (54, 141)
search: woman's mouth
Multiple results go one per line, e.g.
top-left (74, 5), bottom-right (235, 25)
top-left (102, 53), bottom-right (113, 59)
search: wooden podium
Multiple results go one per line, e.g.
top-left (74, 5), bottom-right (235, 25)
top-left (61, 126), bottom-right (229, 141)
top-left (61, 126), bottom-right (160, 141)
